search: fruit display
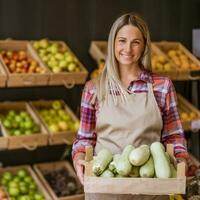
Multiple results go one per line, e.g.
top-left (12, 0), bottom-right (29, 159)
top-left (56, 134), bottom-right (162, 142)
top-left (167, 49), bottom-right (199, 70)
top-left (151, 54), bottom-right (174, 71)
top-left (0, 110), bottom-right (40, 136)
top-left (0, 168), bottom-right (45, 200)
top-left (154, 42), bottom-right (200, 71)
top-left (32, 39), bottom-right (81, 73)
top-left (0, 50), bottom-right (46, 74)
top-left (37, 101), bottom-right (79, 133)
top-left (44, 168), bottom-right (82, 197)
top-left (92, 142), bottom-right (177, 178)
top-left (179, 111), bottom-right (199, 122)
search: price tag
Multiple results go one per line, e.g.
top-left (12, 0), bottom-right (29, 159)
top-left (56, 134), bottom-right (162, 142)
top-left (191, 119), bottom-right (200, 131)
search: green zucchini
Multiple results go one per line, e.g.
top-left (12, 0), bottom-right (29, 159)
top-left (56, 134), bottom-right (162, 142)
top-left (150, 142), bottom-right (171, 178)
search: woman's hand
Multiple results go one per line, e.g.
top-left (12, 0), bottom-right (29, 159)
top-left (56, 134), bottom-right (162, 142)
top-left (73, 153), bottom-right (85, 185)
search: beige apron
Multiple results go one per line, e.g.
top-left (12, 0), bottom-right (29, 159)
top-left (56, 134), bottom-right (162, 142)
top-left (85, 83), bottom-right (169, 200)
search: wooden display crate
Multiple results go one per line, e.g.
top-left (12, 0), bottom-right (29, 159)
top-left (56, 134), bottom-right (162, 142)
top-left (29, 41), bottom-right (88, 87)
top-left (30, 100), bottom-right (79, 145)
top-left (177, 94), bottom-right (200, 131)
top-left (0, 101), bottom-right (48, 150)
top-left (84, 145), bottom-right (186, 195)
top-left (33, 161), bottom-right (84, 200)
top-left (0, 165), bottom-right (51, 200)
top-left (0, 40), bottom-right (50, 87)
top-left (0, 60), bottom-right (7, 87)
top-left (89, 41), bottom-right (107, 62)
top-left (151, 43), bottom-right (179, 79)
top-left (154, 41), bottom-right (200, 80)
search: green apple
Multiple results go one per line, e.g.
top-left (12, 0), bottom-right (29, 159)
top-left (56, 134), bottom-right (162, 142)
top-left (68, 63), bottom-right (76, 72)
top-left (55, 53), bottom-right (64, 60)
top-left (65, 55), bottom-right (73, 63)
top-left (49, 124), bottom-right (59, 133)
top-left (39, 39), bottom-right (48, 49)
top-left (33, 41), bottom-right (40, 50)
top-left (8, 187), bottom-right (20, 197)
top-left (52, 101), bottom-right (62, 110)
top-left (17, 169), bottom-right (28, 179)
top-left (2, 172), bottom-right (13, 182)
top-left (58, 121), bottom-right (68, 131)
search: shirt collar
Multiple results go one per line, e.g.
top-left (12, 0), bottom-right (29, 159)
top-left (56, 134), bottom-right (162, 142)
top-left (138, 68), bottom-right (153, 83)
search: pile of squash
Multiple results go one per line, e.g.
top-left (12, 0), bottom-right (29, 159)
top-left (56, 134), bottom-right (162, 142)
top-left (92, 142), bottom-right (177, 178)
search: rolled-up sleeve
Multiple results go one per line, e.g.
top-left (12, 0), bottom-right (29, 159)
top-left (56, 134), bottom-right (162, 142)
top-left (161, 79), bottom-right (188, 160)
top-left (72, 80), bottom-right (97, 159)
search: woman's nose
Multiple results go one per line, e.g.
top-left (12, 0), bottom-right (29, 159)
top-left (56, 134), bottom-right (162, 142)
top-left (124, 43), bottom-right (132, 53)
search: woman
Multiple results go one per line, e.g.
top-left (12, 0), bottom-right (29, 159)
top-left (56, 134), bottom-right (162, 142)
top-left (72, 13), bottom-right (188, 200)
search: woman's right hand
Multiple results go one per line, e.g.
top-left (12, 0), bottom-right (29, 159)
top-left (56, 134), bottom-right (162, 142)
top-left (73, 153), bottom-right (85, 185)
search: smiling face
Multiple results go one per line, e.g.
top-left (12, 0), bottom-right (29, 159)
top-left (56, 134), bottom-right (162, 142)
top-left (114, 25), bottom-right (145, 67)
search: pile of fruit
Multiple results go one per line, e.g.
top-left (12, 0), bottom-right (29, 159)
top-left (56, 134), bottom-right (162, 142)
top-left (0, 110), bottom-right (40, 136)
top-left (38, 101), bottom-right (79, 133)
top-left (0, 169), bottom-right (45, 200)
top-left (179, 111), bottom-right (199, 122)
top-left (32, 39), bottom-right (81, 73)
top-left (44, 168), bottom-right (82, 197)
top-left (151, 54), bottom-right (174, 71)
top-left (92, 142), bottom-right (177, 178)
top-left (166, 49), bottom-right (198, 70)
top-left (0, 50), bottom-right (46, 74)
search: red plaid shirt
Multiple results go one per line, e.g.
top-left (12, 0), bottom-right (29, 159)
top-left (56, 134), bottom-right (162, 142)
top-left (72, 69), bottom-right (188, 160)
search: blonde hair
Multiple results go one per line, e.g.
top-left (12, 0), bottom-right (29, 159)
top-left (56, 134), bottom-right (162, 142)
top-left (96, 12), bottom-right (152, 104)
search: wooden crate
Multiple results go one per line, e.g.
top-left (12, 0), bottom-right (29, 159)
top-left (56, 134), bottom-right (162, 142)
top-left (177, 94), bottom-right (200, 131)
top-left (30, 100), bottom-right (79, 145)
top-left (33, 161), bottom-right (84, 200)
top-left (29, 41), bottom-right (88, 87)
top-left (151, 43), bottom-right (179, 79)
top-left (0, 40), bottom-right (50, 87)
top-left (154, 41), bottom-right (200, 80)
top-left (84, 145), bottom-right (186, 195)
top-left (89, 41), bottom-right (107, 62)
top-left (0, 60), bottom-right (7, 87)
top-left (0, 101), bottom-right (48, 150)
top-left (0, 165), bottom-right (51, 199)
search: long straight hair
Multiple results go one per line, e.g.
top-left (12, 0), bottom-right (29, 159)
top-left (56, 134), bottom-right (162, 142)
top-left (96, 13), bottom-right (152, 104)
